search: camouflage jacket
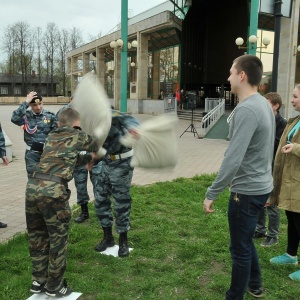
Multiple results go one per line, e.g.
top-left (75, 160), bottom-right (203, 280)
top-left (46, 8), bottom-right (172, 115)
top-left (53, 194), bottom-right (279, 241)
top-left (35, 126), bottom-right (99, 182)
top-left (103, 110), bottom-right (140, 155)
top-left (0, 122), bottom-right (6, 158)
top-left (11, 101), bottom-right (57, 147)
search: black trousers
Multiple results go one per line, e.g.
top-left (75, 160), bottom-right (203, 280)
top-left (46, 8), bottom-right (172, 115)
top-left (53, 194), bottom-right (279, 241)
top-left (286, 210), bottom-right (300, 256)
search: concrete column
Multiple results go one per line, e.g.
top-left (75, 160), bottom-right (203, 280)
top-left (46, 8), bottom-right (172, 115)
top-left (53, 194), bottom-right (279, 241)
top-left (152, 51), bottom-right (160, 99)
top-left (113, 49), bottom-right (121, 110)
top-left (70, 56), bottom-right (78, 96)
top-left (82, 53), bottom-right (90, 75)
top-left (96, 48), bottom-right (106, 86)
top-left (277, 0), bottom-right (300, 118)
top-left (67, 58), bottom-right (71, 75)
top-left (137, 32), bottom-right (148, 100)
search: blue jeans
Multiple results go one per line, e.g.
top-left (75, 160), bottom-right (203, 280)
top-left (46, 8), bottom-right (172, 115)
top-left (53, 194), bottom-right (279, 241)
top-left (225, 192), bottom-right (270, 300)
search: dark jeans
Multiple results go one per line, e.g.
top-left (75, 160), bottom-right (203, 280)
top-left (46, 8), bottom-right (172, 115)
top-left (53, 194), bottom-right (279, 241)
top-left (286, 210), bottom-right (300, 257)
top-left (225, 192), bottom-right (270, 300)
top-left (256, 204), bottom-right (280, 238)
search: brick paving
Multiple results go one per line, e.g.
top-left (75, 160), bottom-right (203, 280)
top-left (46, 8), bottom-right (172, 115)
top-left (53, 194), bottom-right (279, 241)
top-left (0, 104), bottom-right (228, 243)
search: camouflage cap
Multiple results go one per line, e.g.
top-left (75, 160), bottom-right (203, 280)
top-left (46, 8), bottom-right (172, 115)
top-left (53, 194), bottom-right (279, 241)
top-left (30, 94), bottom-right (43, 104)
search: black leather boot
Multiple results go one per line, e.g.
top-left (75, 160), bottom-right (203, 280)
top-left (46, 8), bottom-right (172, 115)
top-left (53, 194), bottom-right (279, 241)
top-left (0, 222), bottom-right (7, 228)
top-left (95, 227), bottom-right (115, 252)
top-left (74, 203), bottom-right (89, 223)
top-left (118, 232), bottom-right (129, 257)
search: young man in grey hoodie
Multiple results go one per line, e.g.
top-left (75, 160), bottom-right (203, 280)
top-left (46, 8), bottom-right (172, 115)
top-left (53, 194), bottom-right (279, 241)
top-left (203, 54), bottom-right (275, 299)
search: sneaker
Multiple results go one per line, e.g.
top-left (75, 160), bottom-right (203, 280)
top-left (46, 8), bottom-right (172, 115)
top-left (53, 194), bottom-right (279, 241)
top-left (30, 281), bottom-right (47, 293)
top-left (261, 236), bottom-right (278, 247)
top-left (289, 270), bottom-right (300, 281)
top-left (45, 279), bottom-right (72, 298)
top-left (247, 287), bottom-right (265, 298)
top-left (253, 231), bottom-right (266, 239)
top-left (270, 253), bottom-right (298, 265)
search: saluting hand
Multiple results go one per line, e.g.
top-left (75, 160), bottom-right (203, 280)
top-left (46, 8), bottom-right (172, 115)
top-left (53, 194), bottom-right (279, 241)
top-left (26, 91), bottom-right (37, 104)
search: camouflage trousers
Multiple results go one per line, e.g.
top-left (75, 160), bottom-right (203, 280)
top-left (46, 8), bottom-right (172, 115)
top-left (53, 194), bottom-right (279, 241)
top-left (94, 158), bottom-right (133, 233)
top-left (25, 150), bottom-right (42, 177)
top-left (25, 178), bottom-right (71, 291)
top-left (74, 161), bottom-right (102, 205)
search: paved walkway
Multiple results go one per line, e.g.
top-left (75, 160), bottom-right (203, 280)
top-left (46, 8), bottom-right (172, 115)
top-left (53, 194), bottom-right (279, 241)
top-left (0, 104), bottom-right (229, 243)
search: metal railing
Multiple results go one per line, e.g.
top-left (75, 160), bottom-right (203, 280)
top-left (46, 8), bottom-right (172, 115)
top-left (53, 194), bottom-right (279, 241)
top-left (204, 97), bottom-right (222, 112)
top-left (198, 98), bottom-right (225, 137)
top-left (227, 106), bottom-right (237, 124)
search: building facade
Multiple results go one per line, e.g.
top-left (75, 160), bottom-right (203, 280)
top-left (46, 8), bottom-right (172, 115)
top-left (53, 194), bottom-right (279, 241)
top-left (66, 0), bottom-right (300, 118)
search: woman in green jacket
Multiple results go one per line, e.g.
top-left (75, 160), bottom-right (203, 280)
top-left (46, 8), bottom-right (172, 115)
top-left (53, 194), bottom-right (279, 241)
top-left (270, 84), bottom-right (300, 281)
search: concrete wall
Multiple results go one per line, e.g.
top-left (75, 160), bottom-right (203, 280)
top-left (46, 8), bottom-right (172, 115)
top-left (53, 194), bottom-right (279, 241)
top-left (128, 99), bottom-right (165, 115)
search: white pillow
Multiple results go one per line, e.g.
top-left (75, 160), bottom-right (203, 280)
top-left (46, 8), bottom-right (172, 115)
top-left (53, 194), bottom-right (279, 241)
top-left (120, 115), bottom-right (178, 168)
top-left (73, 73), bottom-right (112, 157)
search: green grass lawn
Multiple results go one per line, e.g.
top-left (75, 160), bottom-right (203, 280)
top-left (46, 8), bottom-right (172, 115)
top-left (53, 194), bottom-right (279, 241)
top-left (0, 174), bottom-right (299, 299)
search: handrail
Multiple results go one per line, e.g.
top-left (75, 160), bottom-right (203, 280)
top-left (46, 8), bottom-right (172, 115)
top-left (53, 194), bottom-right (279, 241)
top-left (198, 99), bottom-right (225, 138)
top-left (227, 106), bottom-right (237, 124)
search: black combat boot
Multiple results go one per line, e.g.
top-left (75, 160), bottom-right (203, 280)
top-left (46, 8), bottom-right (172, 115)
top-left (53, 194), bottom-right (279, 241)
top-left (118, 232), bottom-right (129, 257)
top-left (74, 203), bottom-right (89, 223)
top-left (95, 227), bottom-right (115, 252)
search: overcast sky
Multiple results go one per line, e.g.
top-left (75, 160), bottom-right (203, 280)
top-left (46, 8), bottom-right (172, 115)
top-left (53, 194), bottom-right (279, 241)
top-left (0, 0), bottom-right (166, 58)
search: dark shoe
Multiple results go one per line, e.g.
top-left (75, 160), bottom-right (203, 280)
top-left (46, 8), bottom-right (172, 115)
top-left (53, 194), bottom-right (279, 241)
top-left (74, 203), bottom-right (89, 223)
top-left (261, 236), bottom-right (278, 247)
top-left (118, 232), bottom-right (129, 257)
top-left (46, 279), bottom-right (72, 298)
top-left (30, 280), bottom-right (47, 293)
top-left (247, 287), bottom-right (265, 298)
top-left (95, 227), bottom-right (115, 252)
top-left (253, 231), bottom-right (266, 239)
top-left (0, 222), bottom-right (7, 228)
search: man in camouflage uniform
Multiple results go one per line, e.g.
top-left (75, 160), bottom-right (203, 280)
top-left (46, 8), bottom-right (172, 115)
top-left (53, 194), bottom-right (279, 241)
top-left (26, 108), bottom-right (99, 297)
top-left (57, 103), bottom-right (102, 223)
top-left (0, 122), bottom-right (9, 228)
top-left (11, 91), bottom-right (57, 177)
top-left (94, 110), bottom-right (139, 257)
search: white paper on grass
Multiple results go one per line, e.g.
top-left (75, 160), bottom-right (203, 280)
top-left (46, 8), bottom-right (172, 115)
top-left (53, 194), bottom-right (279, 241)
top-left (73, 73), bottom-right (112, 158)
top-left (27, 292), bottom-right (82, 300)
top-left (99, 245), bottom-right (133, 257)
top-left (120, 115), bottom-right (178, 168)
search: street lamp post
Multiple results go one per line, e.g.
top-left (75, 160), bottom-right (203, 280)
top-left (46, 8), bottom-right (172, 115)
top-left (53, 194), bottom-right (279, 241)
top-left (248, 0), bottom-right (259, 55)
top-left (120, 0), bottom-right (128, 112)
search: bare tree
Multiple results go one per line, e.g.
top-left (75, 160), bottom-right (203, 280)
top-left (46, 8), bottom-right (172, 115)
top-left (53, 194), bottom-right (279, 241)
top-left (87, 31), bottom-right (102, 42)
top-left (2, 24), bottom-right (45, 95)
top-left (57, 29), bottom-right (70, 96)
top-left (1, 22), bottom-right (86, 97)
top-left (43, 23), bottom-right (59, 96)
top-left (32, 26), bottom-right (44, 92)
top-left (9, 22), bottom-right (33, 95)
top-left (69, 27), bottom-right (84, 50)
top-left (2, 25), bottom-right (17, 93)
